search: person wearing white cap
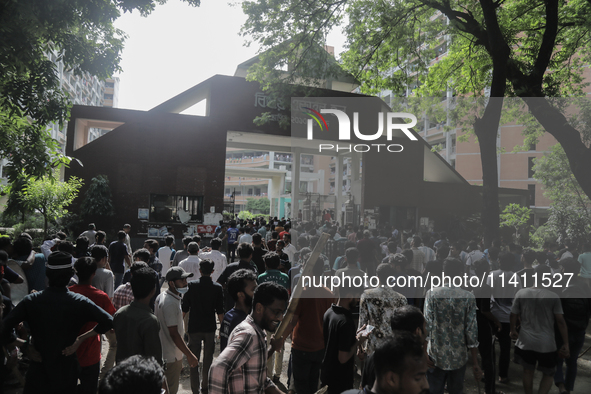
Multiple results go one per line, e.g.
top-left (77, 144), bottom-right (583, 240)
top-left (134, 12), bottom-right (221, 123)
top-left (154, 266), bottom-right (199, 394)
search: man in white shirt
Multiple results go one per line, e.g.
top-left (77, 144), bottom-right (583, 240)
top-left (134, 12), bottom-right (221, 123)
top-left (154, 267), bottom-right (199, 394)
top-left (179, 242), bottom-right (202, 281)
top-left (282, 233), bottom-right (297, 264)
top-left (465, 241), bottom-right (484, 276)
top-left (238, 228), bottom-right (253, 245)
top-left (157, 235), bottom-right (176, 282)
top-left (198, 238), bottom-right (227, 282)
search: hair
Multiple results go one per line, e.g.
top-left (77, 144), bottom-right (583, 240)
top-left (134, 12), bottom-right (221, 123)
top-left (117, 230), bottom-right (126, 241)
top-left (443, 257), bottom-right (463, 278)
top-left (76, 236), bottom-right (90, 250)
top-left (13, 236), bottom-right (33, 257)
top-left (183, 237), bottom-right (192, 247)
top-left (263, 252), bottom-right (281, 270)
top-left (390, 305), bottom-right (425, 333)
top-left (284, 233), bottom-right (291, 242)
top-left (298, 236), bottom-right (310, 248)
top-left (498, 251), bottom-right (515, 271)
top-left (96, 230), bottom-right (106, 244)
top-left (271, 231), bottom-right (279, 239)
top-left (252, 233), bottom-right (262, 245)
top-left (98, 355), bottom-right (163, 394)
top-left (237, 243), bottom-right (254, 259)
top-left (187, 242), bottom-right (199, 254)
top-left (389, 253), bottom-right (408, 267)
top-left (74, 256), bottom-right (98, 283)
top-left (210, 238), bottom-right (221, 250)
top-left (253, 281), bottom-right (289, 309)
top-left (387, 242), bottom-right (398, 254)
top-left (345, 247), bottom-right (359, 266)
top-left (373, 332), bottom-right (425, 380)
top-left (436, 245), bottom-right (450, 259)
top-left (0, 250), bottom-right (8, 264)
top-left (474, 258), bottom-right (490, 278)
top-left (123, 224), bottom-right (131, 229)
top-left (522, 248), bottom-right (537, 266)
top-left (402, 249), bottom-right (414, 266)
top-left (47, 267), bottom-right (75, 287)
top-left (488, 247), bottom-right (500, 261)
top-left (133, 248), bottom-right (151, 263)
top-left (144, 240), bottom-right (159, 253)
top-left (199, 259), bottom-right (215, 275)
top-left (560, 257), bottom-right (581, 275)
top-left (130, 267), bottom-right (157, 299)
top-left (130, 261), bottom-right (149, 275)
top-left (468, 240), bottom-right (479, 252)
top-left (90, 244), bottom-right (109, 261)
top-left (227, 269), bottom-right (258, 302)
top-left (276, 240), bottom-right (285, 248)
top-left (376, 263), bottom-right (394, 284)
top-left (57, 241), bottom-right (74, 254)
top-left (56, 231), bottom-right (67, 240)
top-left (165, 235), bottom-right (174, 247)
top-left (534, 263), bottom-right (552, 277)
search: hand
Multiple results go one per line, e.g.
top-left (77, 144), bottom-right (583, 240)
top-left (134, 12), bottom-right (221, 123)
top-left (27, 344), bottom-right (42, 363)
top-left (494, 320), bottom-right (502, 333)
top-left (472, 365), bottom-right (483, 381)
top-left (270, 335), bottom-right (285, 353)
top-left (509, 330), bottom-right (519, 340)
top-left (356, 325), bottom-right (369, 344)
top-left (63, 337), bottom-right (84, 356)
top-left (559, 344), bottom-right (570, 359)
top-left (356, 347), bottom-right (367, 361)
top-left (187, 353), bottom-right (199, 368)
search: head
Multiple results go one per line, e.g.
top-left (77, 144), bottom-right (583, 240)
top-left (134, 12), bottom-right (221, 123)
top-left (95, 230), bottom-right (106, 245)
top-left (13, 236), bottom-right (33, 258)
top-left (376, 263), bottom-right (394, 285)
top-left (118, 230), bottom-right (126, 242)
top-left (210, 237), bottom-right (221, 250)
top-left (498, 251), bottom-right (515, 271)
top-left (345, 247), bottom-right (359, 267)
top-left (522, 248), bottom-right (537, 268)
top-left (133, 248), bottom-right (150, 263)
top-left (372, 333), bottom-right (429, 394)
top-left (227, 269), bottom-right (257, 309)
top-left (188, 242), bottom-right (199, 255)
top-left (252, 282), bottom-right (289, 331)
top-left (252, 233), bottom-right (262, 247)
top-left (98, 355), bottom-right (163, 394)
top-left (237, 243), bottom-right (254, 262)
top-left (74, 257), bottom-right (97, 284)
top-left (165, 266), bottom-right (193, 295)
top-left (123, 224), bottom-right (131, 234)
top-left (144, 239), bottom-right (159, 255)
top-left (46, 251), bottom-right (75, 287)
top-left (90, 244), bottom-right (109, 267)
top-left (387, 242), bottom-right (398, 254)
top-left (435, 244), bottom-right (449, 260)
top-left (130, 267), bottom-right (157, 300)
top-left (474, 258), bottom-right (490, 279)
top-left (271, 231), bottom-right (279, 240)
top-left (412, 236), bottom-right (422, 248)
top-left (442, 257), bottom-right (464, 279)
top-left (450, 242), bottom-right (462, 258)
top-left (182, 237), bottom-right (192, 249)
top-left (165, 235), bottom-right (174, 247)
top-left (389, 253), bottom-right (408, 273)
top-left (390, 305), bottom-right (428, 342)
top-left (488, 247), bottom-right (500, 262)
top-left (298, 236), bottom-right (310, 249)
top-left (276, 240), bottom-right (285, 253)
top-left (560, 257), bottom-right (581, 276)
top-left (283, 233), bottom-right (291, 244)
top-left (263, 252), bottom-right (281, 270)
top-left (199, 259), bottom-right (215, 277)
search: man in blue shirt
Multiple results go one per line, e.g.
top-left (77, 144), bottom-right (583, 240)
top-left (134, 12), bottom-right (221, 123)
top-left (226, 221), bottom-right (240, 263)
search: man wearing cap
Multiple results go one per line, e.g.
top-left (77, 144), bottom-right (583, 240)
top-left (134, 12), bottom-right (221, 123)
top-left (182, 259), bottom-right (225, 394)
top-left (0, 251), bottom-right (113, 394)
top-left (155, 266), bottom-right (200, 394)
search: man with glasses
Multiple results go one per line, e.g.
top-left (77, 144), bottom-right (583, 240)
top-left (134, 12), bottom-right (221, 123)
top-left (209, 282), bottom-right (288, 394)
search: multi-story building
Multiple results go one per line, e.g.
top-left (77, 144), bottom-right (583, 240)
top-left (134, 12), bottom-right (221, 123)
top-left (0, 51), bottom-right (119, 181)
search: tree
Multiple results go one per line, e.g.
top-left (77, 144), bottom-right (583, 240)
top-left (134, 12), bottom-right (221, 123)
top-left (533, 144), bottom-right (591, 245)
top-left (80, 175), bottom-right (115, 223)
top-left (18, 170), bottom-right (83, 236)
top-left (240, 0), bottom-right (591, 247)
top-left (0, 0), bottom-right (201, 204)
top-left (500, 203), bottom-right (531, 244)
top-left (246, 197), bottom-right (271, 214)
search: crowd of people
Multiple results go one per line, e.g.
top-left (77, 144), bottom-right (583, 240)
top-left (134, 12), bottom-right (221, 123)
top-left (0, 219), bottom-right (589, 394)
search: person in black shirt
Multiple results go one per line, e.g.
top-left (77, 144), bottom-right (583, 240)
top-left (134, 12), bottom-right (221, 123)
top-left (1, 252), bottom-right (113, 394)
top-left (321, 282), bottom-right (367, 394)
top-left (182, 259), bottom-right (224, 394)
top-left (217, 243), bottom-right (257, 312)
top-left (251, 233), bottom-right (268, 274)
top-left (343, 332), bottom-right (429, 394)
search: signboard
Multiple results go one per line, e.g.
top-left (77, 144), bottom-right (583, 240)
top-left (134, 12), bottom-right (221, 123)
top-left (197, 225), bottom-right (216, 234)
top-left (138, 208), bottom-right (149, 220)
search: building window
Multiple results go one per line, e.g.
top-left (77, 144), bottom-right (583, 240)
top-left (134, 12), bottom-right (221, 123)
top-left (529, 142), bottom-right (536, 151)
top-left (149, 194), bottom-right (203, 223)
top-left (528, 184), bottom-right (536, 206)
top-left (104, 94), bottom-right (113, 100)
top-left (527, 157), bottom-right (535, 179)
top-left (248, 188), bottom-right (253, 196)
top-left (105, 81), bottom-right (114, 88)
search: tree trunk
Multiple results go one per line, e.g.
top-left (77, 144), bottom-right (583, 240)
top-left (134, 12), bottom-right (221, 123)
top-left (44, 214), bottom-right (48, 238)
top-left (521, 97), bottom-right (591, 202)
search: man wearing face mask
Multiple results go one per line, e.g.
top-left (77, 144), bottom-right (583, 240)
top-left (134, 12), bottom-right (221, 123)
top-left (154, 266), bottom-right (199, 394)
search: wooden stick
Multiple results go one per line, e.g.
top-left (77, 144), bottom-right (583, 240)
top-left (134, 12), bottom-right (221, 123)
top-left (275, 233), bottom-right (331, 339)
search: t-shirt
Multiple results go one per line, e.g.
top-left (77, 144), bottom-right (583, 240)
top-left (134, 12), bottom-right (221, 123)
top-left (578, 252), bottom-right (591, 279)
top-left (154, 290), bottom-right (185, 363)
top-left (321, 304), bottom-right (356, 390)
top-left (68, 285), bottom-right (116, 367)
top-left (258, 269), bottom-right (289, 289)
top-left (292, 287), bottom-right (335, 352)
top-left (108, 241), bottom-right (129, 274)
top-left (92, 268), bottom-right (114, 299)
top-left (157, 246), bottom-right (175, 277)
top-left (219, 308), bottom-right (248, 352)
top-left (227, 228), bottom-right (240, 245)
top-left (511, 287), bottom-right (563, 353)
top-left (251, 247), bottom-right (268, 274)
top-left (238, 233), bottom-right (253, 244)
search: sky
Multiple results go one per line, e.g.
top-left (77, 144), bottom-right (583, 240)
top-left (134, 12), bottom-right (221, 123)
top-left (113, 1), bottom-right (346, 115)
